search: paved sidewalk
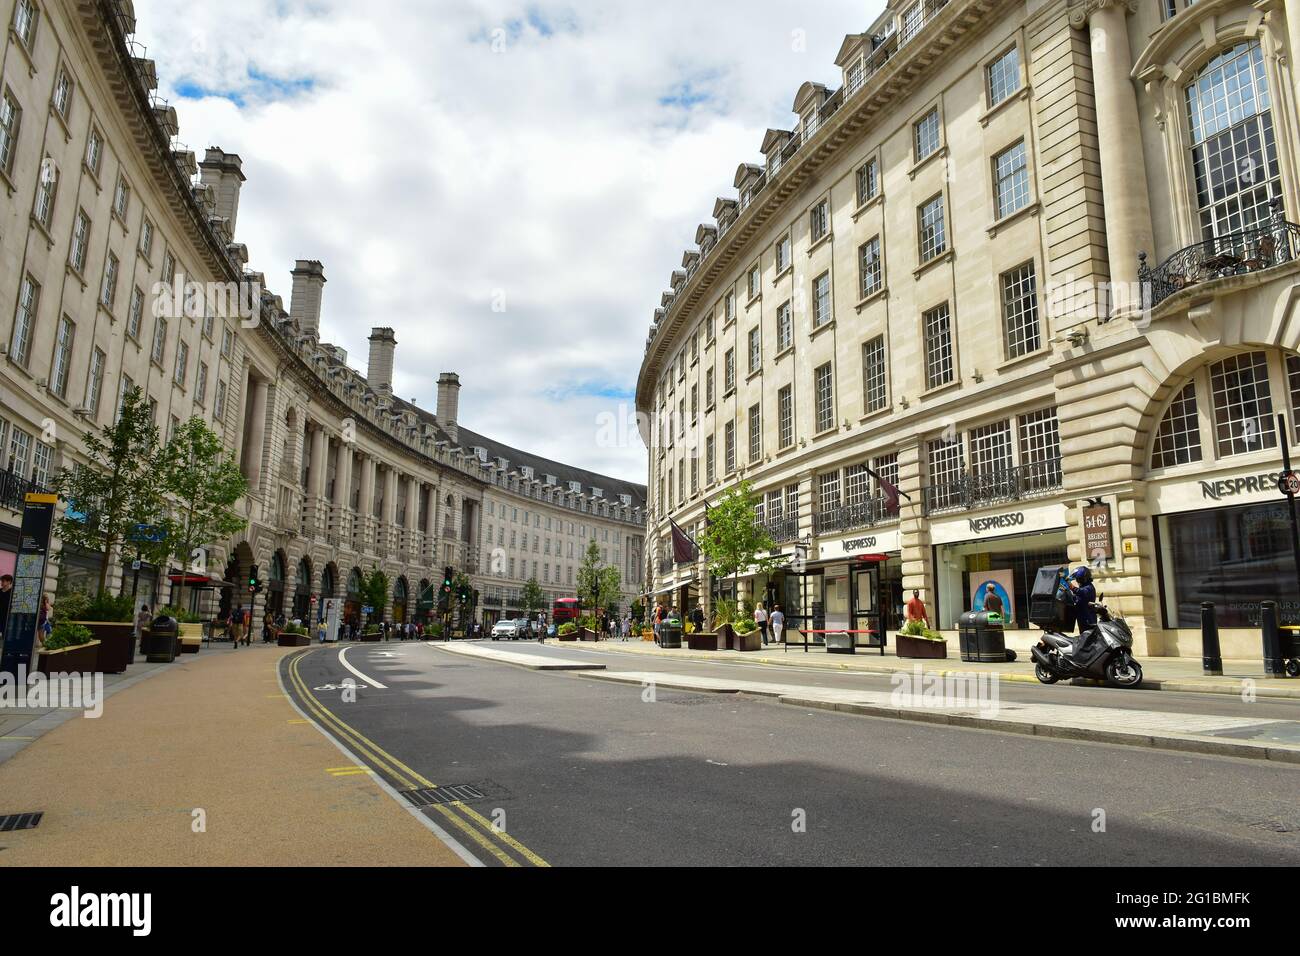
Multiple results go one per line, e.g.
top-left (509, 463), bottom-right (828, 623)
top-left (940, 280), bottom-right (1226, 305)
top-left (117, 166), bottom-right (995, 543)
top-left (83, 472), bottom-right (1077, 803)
top-left (539, 637), bottom-right (1300, 698)
top-left (435, 643), bottom-right (1300, 764)
top-left (0, 644), bottom-right (467, 866)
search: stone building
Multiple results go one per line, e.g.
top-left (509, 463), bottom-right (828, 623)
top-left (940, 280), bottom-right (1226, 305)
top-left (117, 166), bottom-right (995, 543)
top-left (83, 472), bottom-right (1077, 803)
top-left (0, 0), bottom-right (645, 633)
top-left (637, 0), bottom-right (1300, 658)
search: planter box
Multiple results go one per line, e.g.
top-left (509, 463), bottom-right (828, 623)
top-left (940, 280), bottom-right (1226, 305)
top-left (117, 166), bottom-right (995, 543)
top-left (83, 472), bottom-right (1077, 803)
top-left (897, 634), bottom-right (948, 660)
top-left (37, 640), bottom-right (101, 675)
top-left (74, 621), bottom-right (135, 673)
top-left (278, 632), bottom-right (311, 647)
top-left (579, 627), bottom-right (598, 642)
top-left (734, 630), bottom-right (762, 652)
top-left (687, 632), bottom-right (720, 651)
top-left (558, 631), bottom-right (579, 641)
top-left (360, 632), bottom-right (382, 643)
top-left (718, 624), bottom-right (736, 650)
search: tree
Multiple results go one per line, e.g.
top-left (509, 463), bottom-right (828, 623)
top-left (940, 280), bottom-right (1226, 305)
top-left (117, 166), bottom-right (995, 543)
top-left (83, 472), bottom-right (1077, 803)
top-left (630, 598), bottom-right (645, 626)
top-left (361, 566), bottom-right (389, 624)
top-left (155, 417), bottom-right (249, 616)
top-left (54, 387), bottom-right (165, 594)
top-left (597, 565), bottom-right (622, 616)
top-left (576, 539), bottom-right (603, 618)
top-left (522, 577), bottom-right (545, 617)
top-left (697, 480), bottom-right (786, 601)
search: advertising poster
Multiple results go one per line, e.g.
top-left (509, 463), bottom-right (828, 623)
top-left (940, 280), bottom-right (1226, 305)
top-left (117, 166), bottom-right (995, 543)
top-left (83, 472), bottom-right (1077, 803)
top-left (970, 568), bottom-right (1015, 621)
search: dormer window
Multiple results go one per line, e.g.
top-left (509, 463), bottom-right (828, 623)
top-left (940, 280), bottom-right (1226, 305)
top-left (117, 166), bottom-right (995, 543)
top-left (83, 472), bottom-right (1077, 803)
top-left (845, 59), bottom-right (864, 95)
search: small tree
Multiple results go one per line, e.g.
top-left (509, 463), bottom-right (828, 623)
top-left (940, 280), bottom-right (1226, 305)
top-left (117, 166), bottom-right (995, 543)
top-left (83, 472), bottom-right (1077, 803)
top-left (155, 418), bottom-right (248, 616)
top-left (54, 387), bottom-right (165, 594)
top-left (597, 565), bottom-right (622, 617)
top-left (522, 577), bottom-right (545, 619)
top-left (576, 539), bottom-right (603, 619)
top-left (630, 598), bottom-right (645, 626)
top-left (697, 480), bottom-right (786, 604)
top-left (361, 567), bottom-right (389, 625)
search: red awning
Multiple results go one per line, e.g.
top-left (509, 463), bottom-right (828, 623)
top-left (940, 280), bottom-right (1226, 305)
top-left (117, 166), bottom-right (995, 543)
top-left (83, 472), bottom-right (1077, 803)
top-left (166, 574), bottom-right (234, 589)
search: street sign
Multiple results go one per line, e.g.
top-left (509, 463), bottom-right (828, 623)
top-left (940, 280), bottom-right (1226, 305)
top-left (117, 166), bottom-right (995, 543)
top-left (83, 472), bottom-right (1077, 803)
top-left (1083, 502), bottom-right (1114, 563)
top-left (131, 559), bottom-right (142, 571)
top-left (2, 493), bottom-right (58, 675)
top-left (128, 524), bottom-right (167, 544)
top-left (1279, 470), bottom-right (1300, 497)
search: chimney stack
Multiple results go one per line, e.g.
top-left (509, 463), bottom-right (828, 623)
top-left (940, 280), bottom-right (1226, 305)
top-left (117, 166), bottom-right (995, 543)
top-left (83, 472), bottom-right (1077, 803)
top-left (198, 148), bottom-right (245, 236)
top-left (367, 327), bottom-right (397, 395)
top-left (436, 373), bottom-right (461, 442)
top-left (290, 260), bottom-right (327, 338)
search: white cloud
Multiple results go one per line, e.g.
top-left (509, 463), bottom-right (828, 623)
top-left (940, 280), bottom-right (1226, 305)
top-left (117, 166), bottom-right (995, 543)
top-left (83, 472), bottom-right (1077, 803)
top-left (133, 0), bottom-right (881, 482)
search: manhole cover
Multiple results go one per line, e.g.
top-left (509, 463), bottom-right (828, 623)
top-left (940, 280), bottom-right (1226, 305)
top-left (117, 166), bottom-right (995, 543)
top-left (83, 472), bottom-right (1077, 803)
top-left (0, 813), bottom-right (42, 832)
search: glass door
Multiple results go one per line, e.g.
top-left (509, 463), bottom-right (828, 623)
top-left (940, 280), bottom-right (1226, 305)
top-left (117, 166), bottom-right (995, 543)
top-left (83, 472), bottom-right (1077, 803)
top-left (852, 567), bottom-right (880, 648)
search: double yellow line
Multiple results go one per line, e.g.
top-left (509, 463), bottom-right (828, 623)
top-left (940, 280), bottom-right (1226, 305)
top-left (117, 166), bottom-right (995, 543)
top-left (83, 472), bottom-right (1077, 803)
top-left (285, 649), bottom-right (549, 867)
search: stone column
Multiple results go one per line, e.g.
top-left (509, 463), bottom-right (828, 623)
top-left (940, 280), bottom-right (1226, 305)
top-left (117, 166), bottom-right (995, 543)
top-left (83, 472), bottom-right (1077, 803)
top-left (1287, 5), bottom-right (1300, 108)
top-left (1082, 0), bottom-right (1153, 314)
top-left (333, 440), bottom-right (353, 544)
top-left (359, 456), bottom-right (376, 553)
top-left (245, 377), bottom-right (270, 493)
top-left (897, 437), bottom-right (936, 625)
top-left (424, 482), bottom-right (438, 560)
top-left (383, 467), bottom-right (399, 553)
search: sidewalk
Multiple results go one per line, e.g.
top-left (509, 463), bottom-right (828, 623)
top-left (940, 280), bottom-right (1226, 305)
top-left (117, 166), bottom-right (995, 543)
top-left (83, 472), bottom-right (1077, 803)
top-left (548, 637), bottom-right (1300, 699)
top-left (0, 644), bottom-right (467, 866)
top-left (439, 643), bottom-right (1300, 764)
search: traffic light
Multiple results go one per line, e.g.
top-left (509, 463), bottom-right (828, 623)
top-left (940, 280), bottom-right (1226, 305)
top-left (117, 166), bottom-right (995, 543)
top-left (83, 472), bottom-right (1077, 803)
top-left (248, 564), bottom-right (261, 594)
top-left (439, 566), bottom-right (454, 612)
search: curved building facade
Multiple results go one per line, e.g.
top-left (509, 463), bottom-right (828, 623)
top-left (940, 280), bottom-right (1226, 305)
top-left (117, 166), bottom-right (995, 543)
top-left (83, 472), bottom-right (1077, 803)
top-left (637, 0), bottom-right (1300, 658)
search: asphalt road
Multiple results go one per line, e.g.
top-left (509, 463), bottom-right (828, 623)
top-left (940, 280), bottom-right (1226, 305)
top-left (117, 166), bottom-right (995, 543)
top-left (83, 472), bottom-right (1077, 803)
top-left (284, 641), bottom-right (1300, 867)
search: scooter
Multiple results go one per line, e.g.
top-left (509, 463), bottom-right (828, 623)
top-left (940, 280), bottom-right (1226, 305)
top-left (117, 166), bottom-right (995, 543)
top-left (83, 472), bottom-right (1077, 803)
top-left (1030, 597), bottom-right (1144, 688)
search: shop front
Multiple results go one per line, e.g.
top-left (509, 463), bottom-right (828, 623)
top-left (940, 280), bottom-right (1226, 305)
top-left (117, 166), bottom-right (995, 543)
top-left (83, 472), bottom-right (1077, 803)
top-left (1150, 462), bottom-right (1300, 656)
top-left (930, 501), bottom-right (1070, 634)
top-left (804, 527), bottom-right (904, 642)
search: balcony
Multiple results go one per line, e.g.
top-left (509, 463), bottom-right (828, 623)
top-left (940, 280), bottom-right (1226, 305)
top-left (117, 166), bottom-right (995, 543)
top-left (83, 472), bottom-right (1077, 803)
top-left (922, 457), bottom-right (1063, 516)
top-left (1140, 206), bottom-right (1299, 311)
top-left (658, 556), bottom-right (676, 575)
top-left (0, 469), bottom-right (48, 513)
top-left (758, 515), bottom-right (800, 544)
top-left (813, 498), bottom-right (897, 537)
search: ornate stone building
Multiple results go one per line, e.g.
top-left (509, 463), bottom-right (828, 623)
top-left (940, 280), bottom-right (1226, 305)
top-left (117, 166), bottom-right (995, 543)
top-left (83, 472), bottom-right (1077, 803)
top-left (638, 0), bottom-right (1300, 658)
top-left (0, 0), bottom-right (645, 632)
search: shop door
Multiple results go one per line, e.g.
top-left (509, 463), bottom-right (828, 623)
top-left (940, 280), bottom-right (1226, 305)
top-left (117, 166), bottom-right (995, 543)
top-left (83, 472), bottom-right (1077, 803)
top-left (852, 567), bottom-right (880, 648)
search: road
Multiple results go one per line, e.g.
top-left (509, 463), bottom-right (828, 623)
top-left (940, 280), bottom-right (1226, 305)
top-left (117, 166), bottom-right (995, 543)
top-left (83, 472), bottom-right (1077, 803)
top-left (282, 640), bottom-right (1300, 867)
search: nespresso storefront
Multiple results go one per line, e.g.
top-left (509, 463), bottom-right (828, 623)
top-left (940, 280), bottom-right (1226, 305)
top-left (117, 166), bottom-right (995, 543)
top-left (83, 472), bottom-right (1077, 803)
top-left (771, 527), bottom-right (903, 639)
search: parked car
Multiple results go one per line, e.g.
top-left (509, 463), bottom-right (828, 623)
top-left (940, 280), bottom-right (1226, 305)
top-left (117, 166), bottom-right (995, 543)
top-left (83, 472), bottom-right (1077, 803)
top-left (492, 619), bottom-right (525, 641)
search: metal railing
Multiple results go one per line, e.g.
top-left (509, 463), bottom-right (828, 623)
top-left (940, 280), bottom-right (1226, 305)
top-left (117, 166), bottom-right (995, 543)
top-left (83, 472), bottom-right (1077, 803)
top-left (922, 457), bottom-right (1063, 516)
top-left (0, 469), bottom-right (48, 512)
top-left (758, 515), bottom-right (800, 544)
top-left (813, 498), bottom-right (898, 536)
top-left (1139, 203), bottom-right (1298, 310)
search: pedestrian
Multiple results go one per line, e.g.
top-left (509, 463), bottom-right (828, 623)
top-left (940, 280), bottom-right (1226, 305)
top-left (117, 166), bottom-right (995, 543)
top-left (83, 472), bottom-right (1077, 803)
top-left (39, 593), bottom-right (54, 640)
top-left (905, 590), bottom-right (930, 628)
top-left (134, 603), bottom-right (152, 644)
top-left (690, 603), bottom-right (704, 635)
top-left (982, 583), bottom-right (1004, 617)
top-left (754, 601), bottom-right (769, 645)
top-left (770, 604), bottom-right (785, 645)
top-left (0, 574), bottom-right (13, 639)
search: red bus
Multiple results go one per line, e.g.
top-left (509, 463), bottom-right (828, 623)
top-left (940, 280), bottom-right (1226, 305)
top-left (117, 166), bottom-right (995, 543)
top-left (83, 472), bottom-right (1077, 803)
top-left (552, 598), bottom-right (580, 627)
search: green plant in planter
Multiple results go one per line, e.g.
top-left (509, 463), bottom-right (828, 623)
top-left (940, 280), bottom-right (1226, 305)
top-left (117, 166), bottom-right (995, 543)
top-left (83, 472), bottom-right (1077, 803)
top-left (577, 615), bottom-right (597, 631)
top-left (428, 622), bottom-right (444, 637)
top-left (44, 622), bottom-right (95, 652)
top-left (156, 605), bottom-right (204, 624)
top-left (711, 599), bottom-right (738, 630)
top-left (899, 619), bottom-right (945, 641)
top-left (733, 617), bottom-right (757, 635)
top-left (80, 591), bottom-right (136, 623)
top-left (558, 622), bottom-right (577, 636)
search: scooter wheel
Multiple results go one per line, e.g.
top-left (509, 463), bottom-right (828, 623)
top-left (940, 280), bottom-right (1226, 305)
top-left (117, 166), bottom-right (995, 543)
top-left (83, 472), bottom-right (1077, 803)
top-left (1034, 663), bottom-right (1060, 685)
top-left (1105, 656), bottom-right (1143, 688)
top-left (1285, 659), bottom-right (1300, 678)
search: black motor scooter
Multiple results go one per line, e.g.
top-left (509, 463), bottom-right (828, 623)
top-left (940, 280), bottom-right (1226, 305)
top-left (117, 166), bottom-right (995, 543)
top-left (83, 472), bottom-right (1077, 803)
top-left (1031, 596), bottom-right (1143, 688)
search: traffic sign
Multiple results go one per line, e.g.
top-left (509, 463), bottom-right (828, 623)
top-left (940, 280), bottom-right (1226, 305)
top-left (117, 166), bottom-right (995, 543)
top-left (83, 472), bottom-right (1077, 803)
top-left (1279, 471), bottom-right (1300, 497)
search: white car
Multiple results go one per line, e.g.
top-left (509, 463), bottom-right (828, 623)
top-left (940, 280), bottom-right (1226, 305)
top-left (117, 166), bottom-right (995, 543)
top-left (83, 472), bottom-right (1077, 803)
top-left (491, 619), bottom-right (524, 641)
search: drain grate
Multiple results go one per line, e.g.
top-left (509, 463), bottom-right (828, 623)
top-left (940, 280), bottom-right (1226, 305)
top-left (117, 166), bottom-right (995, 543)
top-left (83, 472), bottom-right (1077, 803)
top-left (401, 781), bottom-right (511, 808)
top-left (0, 812), bottom-right (42, 832)
top-left (664, 694), bottom-right (736, 706)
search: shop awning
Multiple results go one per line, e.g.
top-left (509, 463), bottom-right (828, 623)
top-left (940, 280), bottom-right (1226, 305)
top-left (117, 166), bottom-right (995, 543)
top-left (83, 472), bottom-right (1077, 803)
top-left (167, 573), bottom-right (235, 590)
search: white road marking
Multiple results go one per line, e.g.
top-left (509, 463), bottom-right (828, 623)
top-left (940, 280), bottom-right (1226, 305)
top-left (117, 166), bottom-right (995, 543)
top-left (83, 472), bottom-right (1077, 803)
top-left (339, 645), bottom-right (388, 689)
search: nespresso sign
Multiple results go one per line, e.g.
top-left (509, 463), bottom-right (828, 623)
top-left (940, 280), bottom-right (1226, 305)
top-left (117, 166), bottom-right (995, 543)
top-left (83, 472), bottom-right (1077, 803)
top-left (968, 512), bottom-right (1025, 534)
top-left (843, 535), bottom-right (879, 551)
top-left (1200, 472), bottom-right (1281, 501)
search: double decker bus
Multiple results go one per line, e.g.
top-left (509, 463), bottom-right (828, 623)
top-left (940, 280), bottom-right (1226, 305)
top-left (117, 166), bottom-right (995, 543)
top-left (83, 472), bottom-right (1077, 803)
top-left (552, 598), bottom-right (580, 628)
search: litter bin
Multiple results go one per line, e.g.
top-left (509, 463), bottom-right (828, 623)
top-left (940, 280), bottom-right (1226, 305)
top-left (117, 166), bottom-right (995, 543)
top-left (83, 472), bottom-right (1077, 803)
top-left (142, 615), bottom-right (179, 663)
top-left (660, 616), bottom-right (683, 649)
top-left (957, 611), bottom-right (1006, 663)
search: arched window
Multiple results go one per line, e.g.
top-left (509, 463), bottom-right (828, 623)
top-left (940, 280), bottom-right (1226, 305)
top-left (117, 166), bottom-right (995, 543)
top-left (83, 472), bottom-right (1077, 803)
top-left (1152, 381), bottom-right (1202, 469)
top-left (1185, 41), bottom-right (1281, 239)
top-left (347, 568), bottom-right (363, 597)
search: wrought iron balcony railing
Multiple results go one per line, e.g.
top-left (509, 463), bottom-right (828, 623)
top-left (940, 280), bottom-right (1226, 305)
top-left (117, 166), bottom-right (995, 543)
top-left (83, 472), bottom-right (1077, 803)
top-left (0, 469), bottom-right (48, 513)
top-left (658, 556), bottom-right (676, 575)
top-left (813, 498), bottom-right (898, 537)
top-left (758, 515), bottom-right (800, 544)
top-left (1140, 203), bottom-right (1299, 311)
top-left (922, 457), bottom-right (1063, 516)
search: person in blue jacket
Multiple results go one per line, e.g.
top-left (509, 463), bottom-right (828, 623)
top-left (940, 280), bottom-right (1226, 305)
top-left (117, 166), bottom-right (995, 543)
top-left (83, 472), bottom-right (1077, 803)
top-left (1061, 566), bottom-right (1098, 656)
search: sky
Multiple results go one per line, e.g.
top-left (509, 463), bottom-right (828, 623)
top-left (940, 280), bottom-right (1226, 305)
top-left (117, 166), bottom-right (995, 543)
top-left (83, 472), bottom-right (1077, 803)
top-left (133, 0), bottom-right (882, 483)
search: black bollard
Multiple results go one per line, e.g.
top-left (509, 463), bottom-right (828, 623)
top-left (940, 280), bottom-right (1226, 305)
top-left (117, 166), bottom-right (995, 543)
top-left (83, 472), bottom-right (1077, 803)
top-left (1262, 601), bottom-right (1284, 677)
top-left (1201, 602), bottom-right (1223, 676)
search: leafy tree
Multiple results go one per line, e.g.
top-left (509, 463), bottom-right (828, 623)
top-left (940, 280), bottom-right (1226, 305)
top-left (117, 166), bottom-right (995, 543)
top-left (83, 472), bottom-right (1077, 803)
top-left (155, 418), bottom-right (249, 615)
top-left (597, 565), bottom-right (622, 615)
top-left (361, 566), bottom-right (390, 623)
top-left (576, 539), bottom-right (603, 618)
top-left (630, 598), bottom-right (644, 626)
top-left (54, 387), bottom-right (165, 594)
top-left (697, 480), bottom-right (786, 601)
top-left (522, 577), bottom-right (545, 617)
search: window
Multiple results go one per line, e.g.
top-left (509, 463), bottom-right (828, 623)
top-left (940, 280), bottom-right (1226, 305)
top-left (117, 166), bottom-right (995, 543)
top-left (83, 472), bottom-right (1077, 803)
top-left (814, 362), bottom-right (834, 433)
top-left (923, 303), bottom-right (954, 389)
top-left (1209, 351), bottom-right (1276, 456)
top-left (776, 236), bottom-right (791, 273)
top-left (113, 176), bottom-right (131, 219)
top-left (0, 91), bottom-right (19, 176)
top-left (1288, 355), bottom-right (1300, 443)
top-left (13, 0), bottom-right (38, 48)
top-left (858, 237), bottom-right (882, 299)
top-left (748, 327), bottom-right (761, 374)
top-left (724, 292), bottom-right (736, 324)
top-left (993, 140), bottom-right (1030, 219)
top-left (819, 470), bottom-right (842, 511)
top-left (51, 316), bottom-right (74, 398)
top-left (810, 200), bottom-right (830, 242)
top-left (196, 361), bottom-right (209, 406)
top-left (221, 327), bottom-right (233, 357)
top-left (724, 421), bottom-right (736, 474)
top-left (987, 46), bottom-right (1020, 108)
top-left (1153, 382), bottom-right (1203, 469)
top-left (53, 67), bottom-right (73, 119)
top-left (139, 218), bottom-right (154, 259)
top-left (690, 384), bottom-right (698, 423)
top-left (1019, 407), bottom-right (1062, 489)
top-left (1001, 262), bottom-right (1040, 358)
top-left (778, 385), bottom-right (793, 448)
top-left (690, 332), bottom-right (698, 364)
top-left (162, 250), bottom-right (176, 283)
top-left (116, 374), bottom-right (134, 422)
top-left (85, 347), bottom-right (105, 415)
top-left (748, 403), bottom-right (762, 462)
top-left (127, 287), bottom-right (144, 339)
top-left (174, 340), bottom-right (189, 387)
top-left (152, 317), bottom-right (168, 366)
top-left (1185, 41), bottom-right (1281, 239)
top-left (748, 264), bottom-right (761, 299)
top-left (918, 194), bottom-right (946, 262)
top-left (777, 301), bottom-right (792, 352)
top-left (813, 272), bottom-right (832, 327)
top-left (69, 209), bottom-right (91, 274)
top-left (856, 158), bottom-right (878, 206)
top-left (691, 454), bottom-right (698, 494)
top-left (862, 335), bottom-right (888, 413)
top-left (970, 420), bottom-right (1013, 477)
top-left (706, 435), bottom-right (715, 485)
top-left (914, 108), bottom-right (940, 161)
top-left (927, 436), bottom-right (966, 511)
top-left (705, 367), bottom-right (715, 407)
top-left (33, 157), bottom-right (57, 227)
top-left (7, 424), bottom-right (30, 478)
top-left (11, 274), bottom-right (38, 366)
top-left (101, 252), bottom-right (119, 308)
top-left (724, 348), bottom-right (735, 392)
top-left (85, 126), bottom-right (103, 178)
